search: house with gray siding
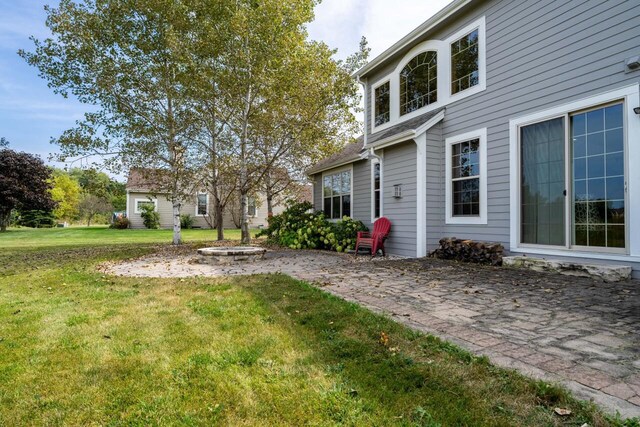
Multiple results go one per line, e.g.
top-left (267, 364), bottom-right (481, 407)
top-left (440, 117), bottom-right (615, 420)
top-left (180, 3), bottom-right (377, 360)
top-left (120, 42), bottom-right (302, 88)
top-left (125, 168), bottom-right (285, 229)
top-left (308, 0), bottom-right (640, 277)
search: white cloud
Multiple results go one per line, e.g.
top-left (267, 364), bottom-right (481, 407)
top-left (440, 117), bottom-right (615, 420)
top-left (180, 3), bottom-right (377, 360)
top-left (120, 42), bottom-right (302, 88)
top-left (308, 0), bottom-right (453, 61)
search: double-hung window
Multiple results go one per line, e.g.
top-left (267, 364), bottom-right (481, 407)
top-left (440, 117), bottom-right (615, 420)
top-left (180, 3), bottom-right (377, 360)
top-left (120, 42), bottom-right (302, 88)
top-left (519, 102), bottom-right (626, 250)
top-left (452, 139), bottom-right (480, 216)
top-left (323, 170), bottom-right (351, 219)
top-left (445, 129), bottom-right (487, 224)
top-left (196, 193), bottom-right (208, 216)
top-left (248, 197), bottom-right (257, 217)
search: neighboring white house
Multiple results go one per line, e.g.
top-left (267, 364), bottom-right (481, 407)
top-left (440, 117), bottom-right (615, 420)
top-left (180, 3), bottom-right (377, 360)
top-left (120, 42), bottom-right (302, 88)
top-left (308, 0), bottom-right (640, 277)
top-left (125, 168), bottom-right (285, 229)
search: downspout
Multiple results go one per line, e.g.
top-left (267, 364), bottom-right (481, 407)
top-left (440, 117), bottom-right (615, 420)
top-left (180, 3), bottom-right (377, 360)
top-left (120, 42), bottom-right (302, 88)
top-left (356, 74), bottom-right (382, 162)
top-left (356, 74), bottom-right (368, 147)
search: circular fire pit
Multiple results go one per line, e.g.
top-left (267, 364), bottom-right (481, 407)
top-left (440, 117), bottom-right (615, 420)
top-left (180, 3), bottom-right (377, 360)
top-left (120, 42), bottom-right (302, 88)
top-left (197, 246), bottom-right (267, 264)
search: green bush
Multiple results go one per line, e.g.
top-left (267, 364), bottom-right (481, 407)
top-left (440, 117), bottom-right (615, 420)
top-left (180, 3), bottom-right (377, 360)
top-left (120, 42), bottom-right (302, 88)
top-left (16, 210), bottom-right (56, 228)
top-left (180, 214), bottom-right (194, 229)
top-left (139, 204), bottom-right (160, 229)
top-left (110, 216), bottom-right (130, 229)
top-left (257, 201), bottom-right (367, 253)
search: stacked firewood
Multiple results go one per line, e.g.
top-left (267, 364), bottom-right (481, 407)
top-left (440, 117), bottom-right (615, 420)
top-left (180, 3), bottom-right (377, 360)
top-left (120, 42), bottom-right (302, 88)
top-left (429, 237), bottom-right (504, 266)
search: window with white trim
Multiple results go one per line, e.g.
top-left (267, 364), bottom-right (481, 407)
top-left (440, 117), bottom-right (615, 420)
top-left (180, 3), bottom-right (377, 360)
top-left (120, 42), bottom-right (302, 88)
top-left (400, 51), bottom-right (437, 116)
top-left (323, 170), bottom-right (351, 219)
top-left (196, 193), bottom-right (208, 216)
top-left (451, 138), bottom-right (480, 216)
top-left (445, 128), bottom-right (487, 224)
top-left (134, 198), bottom-right (157, 214)
top-left (248, 197), bottom-right (257, 217)
top-left (374, 82), bottom-right (390, 126)
top-left (451, 29), bottom-right (479, 95)
top-left (373, 162), bottom-right (381, 219)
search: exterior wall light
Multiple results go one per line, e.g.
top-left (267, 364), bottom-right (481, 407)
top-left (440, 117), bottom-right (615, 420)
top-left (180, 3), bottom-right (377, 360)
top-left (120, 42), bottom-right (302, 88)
top-left (393, 184), bottom-right (402, 198)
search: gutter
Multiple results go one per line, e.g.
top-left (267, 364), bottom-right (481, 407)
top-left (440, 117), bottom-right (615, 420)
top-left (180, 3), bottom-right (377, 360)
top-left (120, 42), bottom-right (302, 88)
top-left (356, 75), bottom-right (368, 146)
top-left (353, 0), bottom-right (473, 78)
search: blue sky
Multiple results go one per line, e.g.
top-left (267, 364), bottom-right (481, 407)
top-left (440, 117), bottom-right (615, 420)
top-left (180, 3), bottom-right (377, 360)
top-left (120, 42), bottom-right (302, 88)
top-left (0, 0), bottom-right (450, 177)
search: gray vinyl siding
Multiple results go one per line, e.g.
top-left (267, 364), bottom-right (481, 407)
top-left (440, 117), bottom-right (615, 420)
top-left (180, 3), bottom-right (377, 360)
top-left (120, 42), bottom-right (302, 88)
top-left (382, 141), bottom-right (417, 257)
top-left (313, 161), bottom-right (371, 227)
top-left (313, 174), bottom-right (322, 211)
top-left (352, 160), bottom-right (372, 229)
top-left (363, 0), bottom-right (640, 255)
top-left (425, 123), bottom-right (444, 250)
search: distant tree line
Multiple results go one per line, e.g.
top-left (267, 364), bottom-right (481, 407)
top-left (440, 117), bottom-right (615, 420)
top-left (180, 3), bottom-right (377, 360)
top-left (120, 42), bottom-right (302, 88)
top-left (0, 140), bottom-right (126, 231)
top-left (19, 0), bottom-right (369, 244)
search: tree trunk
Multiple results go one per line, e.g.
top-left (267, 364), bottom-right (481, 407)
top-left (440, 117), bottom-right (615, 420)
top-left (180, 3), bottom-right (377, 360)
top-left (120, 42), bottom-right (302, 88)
top-left (172, 200), bottom-right (182, 245)
top-left (239, 84), bottom-right (251, 245)
top-left (266, 192), bottom-right (273, 218)
top-left (214, 194), bottom-right (224, 241)
top-left (87, 213), bottom-right (93, 227)
top-left (240, 189), bottom-right (249, 244)
top-left (264, 172), bottom-right (274, 217)
top-left (0, 208), bottom-right (10, 232)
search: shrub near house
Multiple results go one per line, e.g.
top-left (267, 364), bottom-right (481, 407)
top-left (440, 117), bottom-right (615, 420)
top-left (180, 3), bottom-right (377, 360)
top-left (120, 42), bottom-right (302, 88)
top-left (257, 201), bottom-right (367, 252)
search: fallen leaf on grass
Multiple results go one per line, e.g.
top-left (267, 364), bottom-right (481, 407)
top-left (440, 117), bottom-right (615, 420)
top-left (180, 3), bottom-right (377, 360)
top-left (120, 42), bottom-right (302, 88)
top-left (554, 407), bottom-right (571, 416)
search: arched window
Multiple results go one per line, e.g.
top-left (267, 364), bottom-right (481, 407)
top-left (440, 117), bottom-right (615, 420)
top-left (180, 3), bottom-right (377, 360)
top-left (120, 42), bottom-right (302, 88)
top-left (400, 51), bottom-right (438, 116)
top-left (400, 51), bottom-right (437, 116)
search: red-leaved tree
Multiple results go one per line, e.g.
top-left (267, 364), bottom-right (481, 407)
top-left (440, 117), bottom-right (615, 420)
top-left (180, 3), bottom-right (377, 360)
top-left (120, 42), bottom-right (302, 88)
top-left (0, 148), bottom-right (57, 231)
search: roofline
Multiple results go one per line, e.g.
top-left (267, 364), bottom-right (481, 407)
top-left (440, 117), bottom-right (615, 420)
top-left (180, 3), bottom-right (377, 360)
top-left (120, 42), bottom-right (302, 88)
top-left (369, 110), bottom-right (446, 149)
top-left (354, 0), bottom-right (473, 78)
top-left (306, 157), bottom-right (363, 176)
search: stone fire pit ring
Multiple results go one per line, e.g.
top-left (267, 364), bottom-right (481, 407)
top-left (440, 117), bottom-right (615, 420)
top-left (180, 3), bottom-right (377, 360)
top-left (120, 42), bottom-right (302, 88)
top-left (197, 246), bottom-right (267, 264)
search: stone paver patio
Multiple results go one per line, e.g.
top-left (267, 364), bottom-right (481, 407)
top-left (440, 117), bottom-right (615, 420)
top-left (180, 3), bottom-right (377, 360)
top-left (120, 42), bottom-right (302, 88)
top-left (102, 249), bottom-right (640, 418)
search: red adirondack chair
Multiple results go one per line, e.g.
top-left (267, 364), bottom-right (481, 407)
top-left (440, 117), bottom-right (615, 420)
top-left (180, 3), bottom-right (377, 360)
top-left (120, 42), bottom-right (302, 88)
top-left (355, 217), bottom-right (391, 257)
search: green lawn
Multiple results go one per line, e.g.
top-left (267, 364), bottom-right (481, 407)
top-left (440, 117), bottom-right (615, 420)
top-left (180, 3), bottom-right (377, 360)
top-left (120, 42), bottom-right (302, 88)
top-left (0, 229), bottom-right (632, 426)
top-left (0, 226), bottom-right (248, 249)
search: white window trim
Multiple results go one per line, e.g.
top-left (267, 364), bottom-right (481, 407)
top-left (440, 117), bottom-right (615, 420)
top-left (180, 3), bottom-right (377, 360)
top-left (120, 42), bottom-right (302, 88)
top-left (321, 165), bottom-right (354, 220)
top-left (370, 152), bottom-right (384, 223)
top-left (445, 128), bottom-right (487, 225)
top-left (134, 197), bottom-right (158, 214)
top-left (509, 83), bottom-right (640, 258)
top-left (370, 16), bottom-right (486, 133)
top-left (447, 18), bottom-right (487, 101)
top-left (248, 196), bottom-right (258, 218)
top-left (195, 192), bottom-right (209, 217)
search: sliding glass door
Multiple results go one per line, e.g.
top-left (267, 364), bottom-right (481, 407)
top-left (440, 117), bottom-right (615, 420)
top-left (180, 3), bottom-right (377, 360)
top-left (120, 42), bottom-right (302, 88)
top-left (519, 103), bottom-right (626, 251)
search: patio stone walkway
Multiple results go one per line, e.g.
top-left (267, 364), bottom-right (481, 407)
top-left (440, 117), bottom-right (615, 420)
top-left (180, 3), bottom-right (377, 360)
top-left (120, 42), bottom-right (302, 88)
top-left (102, 249), bottom-right (640, 418)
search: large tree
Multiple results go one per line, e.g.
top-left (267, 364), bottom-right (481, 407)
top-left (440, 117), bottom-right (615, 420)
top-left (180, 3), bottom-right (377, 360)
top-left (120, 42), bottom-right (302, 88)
top-left (0, 149), bottom-right (56, 232)
top-left (211, 0), bottom-right (364, 244)
top-left (20, 0), bottom-right (199, 245)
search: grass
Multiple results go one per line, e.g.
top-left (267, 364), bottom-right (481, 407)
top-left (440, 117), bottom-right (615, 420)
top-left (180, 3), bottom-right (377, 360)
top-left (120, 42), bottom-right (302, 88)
top-left (0, 228), bottom-right (636, 426)
top-left (0, 226), bottom-right (248, 250)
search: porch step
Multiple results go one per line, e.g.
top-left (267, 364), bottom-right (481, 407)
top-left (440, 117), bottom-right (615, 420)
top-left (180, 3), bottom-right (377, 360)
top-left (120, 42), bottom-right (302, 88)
top-left (503, 256), bottom-right (632, 282)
